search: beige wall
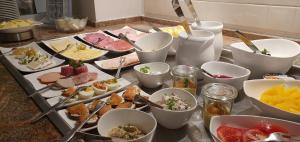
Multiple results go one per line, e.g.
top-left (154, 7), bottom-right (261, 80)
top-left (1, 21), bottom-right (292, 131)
top-left (73, 0), bottom-right (144, 23)
top-left (94, 0), bottom-right (144, 22)
top-left (144, 0), bottom-right (300, 40)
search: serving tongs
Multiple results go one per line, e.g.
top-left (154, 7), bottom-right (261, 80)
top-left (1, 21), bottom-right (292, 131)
top-left (235, 30), bottom-right (271, 56)
top-left (172, 0), bottom-right (192, 35)
top-left (118, 33), bottom-right (143, 51)
top-left (29, 86), bottom-right (87, 123)
top-left (184, 0), bottom-right (201, 26)
top-left (61, 101), bottom-right (105, 142)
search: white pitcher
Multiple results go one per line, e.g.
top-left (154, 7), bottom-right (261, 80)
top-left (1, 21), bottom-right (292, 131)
top-left (192, 21), bottom-right (224, 60)
top-left (176, 30), bottom-right (215, 67)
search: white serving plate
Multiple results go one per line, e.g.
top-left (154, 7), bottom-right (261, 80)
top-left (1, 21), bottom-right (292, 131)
top-left (210, 115), bottom-right (300, 142)
top-left (244, 79), bottom-right (300, 122)
top-left (95, 52), bottom-right (139, 70)
top-left (77, 30), bottom-right (134, 53)
top-left (42, 36), bottom-right (108, 61)
top-left (0, 42), bottom-right (64, 72)
top-left (55, 86), bottom-right (150, 132)
top-left (24, 63), bottom-right (130, 98)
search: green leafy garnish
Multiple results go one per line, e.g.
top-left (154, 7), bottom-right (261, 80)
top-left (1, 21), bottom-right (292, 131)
top-left (261, 48), bottom-right (271, 56)
top-left (140, 66), bottom-right (150, 74)
top-left (69, 60), bottom-right (83, 68)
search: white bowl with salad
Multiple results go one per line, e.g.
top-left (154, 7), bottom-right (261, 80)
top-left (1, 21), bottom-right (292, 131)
top-left (149, 88), bottom-right (197, 129)
top-left (97, 109), bottom-right (157, 142)
top-left (134, 62), bottom-right (170, 88)
top-left (230, 38), bottom-right (300, 78)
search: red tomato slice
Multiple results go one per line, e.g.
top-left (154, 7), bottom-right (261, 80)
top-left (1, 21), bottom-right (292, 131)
top-left (217, 125), bottom-right (243, 142)
top-left (255, 121), bottom-right (288, 135)
top-left (242, 129), bottom-right (267, 142)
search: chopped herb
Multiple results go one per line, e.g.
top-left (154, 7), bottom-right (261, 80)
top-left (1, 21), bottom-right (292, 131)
top-left (261, 48), bottom-right (271, 56)
top-left (140, 66), bottom-right (151, 74)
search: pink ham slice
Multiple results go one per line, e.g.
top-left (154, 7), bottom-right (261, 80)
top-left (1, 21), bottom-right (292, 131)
top-left (72, 72), bottom-right (98, 85)
top-left (101, 52), bottom-right (139, 69)
top-left (104, 40), bottom-right (133, 51)
top-left (96, 37), bottom-right (114, 48)
top-left (83, 33), bottom-right (107, 45)
top-left (112, 27), bottom-right (147, 41)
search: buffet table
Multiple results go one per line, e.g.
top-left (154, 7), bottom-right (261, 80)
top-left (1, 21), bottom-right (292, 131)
top-left (0, 21), bottom-right (299, 142)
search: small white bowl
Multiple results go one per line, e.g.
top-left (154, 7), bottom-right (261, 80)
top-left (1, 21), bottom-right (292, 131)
top-left (244, 79), bottom-right (300, 122)
top-left (97, 109), bottom-right (157, 142)
top-left (134, 62), bottom-right (170, 88)
top-left (210, 115), bottom-right (300, 142)
top-left (135, 32), bottom-right (173, 63)
top-left (230, 39), bottom-right (300, 78)
top-left (201, 61), bottom-right (251, 90)
top-left (149, 88), bottom-right (197, 129)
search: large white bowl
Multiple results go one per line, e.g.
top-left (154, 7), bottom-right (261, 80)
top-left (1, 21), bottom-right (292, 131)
top-left (244, 79), bottom-right (300, 122)
top-left (201, 61), bottom-right (251, 90)
top-left (230, 39), bottom-right (300, 78)
top-left (210, 115), bottom-right (300, 142)
top-left (97, 109), bottom-right (157, 142)
top-left (135, 32), bottom-right (173, 63)
top-left (149, 88), bottom-right (197, 129)
top-left (134, 62), bottom-right (170, 88)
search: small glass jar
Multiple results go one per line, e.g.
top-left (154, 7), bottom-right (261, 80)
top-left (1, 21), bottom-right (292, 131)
top-left (201, 83), bottom-right (238, 129)
top-left (171, 65), bottom-right (198, 95)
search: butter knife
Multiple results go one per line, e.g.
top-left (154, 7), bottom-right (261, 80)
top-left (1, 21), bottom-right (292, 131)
top-left (30, 86), bottom-right (87, 123)
top-left (61, 101), bottom-right (105, 142)
top-left (184, 0), bottom-right (201, 26)
top-left (172, 0), bottom-right (192, 35)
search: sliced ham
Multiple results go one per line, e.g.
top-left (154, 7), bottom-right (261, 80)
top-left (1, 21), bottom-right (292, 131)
top-left (72, 72), bottom-right (98, 85)
top-left (96, 37), bottom-right (114, 48)
top-left (38, 72), bottom-right (65, 84)
top-left (100, 52), bottom-right (139, 69)
top-left (83, 33), bottom-right (107, 45)
top-left (104, 40), bottom-right (133, 51)
top-left (112, 27), bottom-right (147, 41)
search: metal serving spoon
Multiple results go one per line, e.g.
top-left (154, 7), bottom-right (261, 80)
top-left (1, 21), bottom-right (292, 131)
top-left (133, 95), bottom-right (163, 109)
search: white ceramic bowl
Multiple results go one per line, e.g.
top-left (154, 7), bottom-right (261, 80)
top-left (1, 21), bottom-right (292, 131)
top-left (97, 109), bottom-right (157, 142)
top-left (244, 79), bottom-right (300, 122)
top-left (201, 61), bottom-right (251, 90)
top-left (135, 32), bottom-right (173, 63)
top-left (230, 39), bottom-right (300, 78)
top-left (149, 88), bottom-right (197, 129)
top-left (134, 62), bottom-right (170, 88)
top-left (210, 115), bottom-right (300, 142)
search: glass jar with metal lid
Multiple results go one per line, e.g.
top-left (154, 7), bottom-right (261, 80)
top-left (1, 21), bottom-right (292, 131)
top-left (171, 65), bottom-right (199, 95)
top-left (200, 83), bottom-right (238, 129)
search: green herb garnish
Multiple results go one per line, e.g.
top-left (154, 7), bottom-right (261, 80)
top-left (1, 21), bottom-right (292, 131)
top-left (69, 60), bottom-right (83, 68)
top-left (261, 48), bottom-right (271, 56)
top-left (140, 66), bottom-right (150, 74)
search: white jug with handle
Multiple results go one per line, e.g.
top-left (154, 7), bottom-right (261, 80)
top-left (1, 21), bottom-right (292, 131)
top-left (176, 30), bottom-right (215, 67)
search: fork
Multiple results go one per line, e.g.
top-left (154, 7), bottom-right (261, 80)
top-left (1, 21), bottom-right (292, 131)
top-left (115, 56), bottom-right (126, 79)
top-left (255, 132), bottom-right (300, 142)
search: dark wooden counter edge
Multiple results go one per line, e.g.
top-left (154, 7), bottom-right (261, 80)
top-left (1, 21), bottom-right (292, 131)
top-left (0, 56), bottom-right (71, 135)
